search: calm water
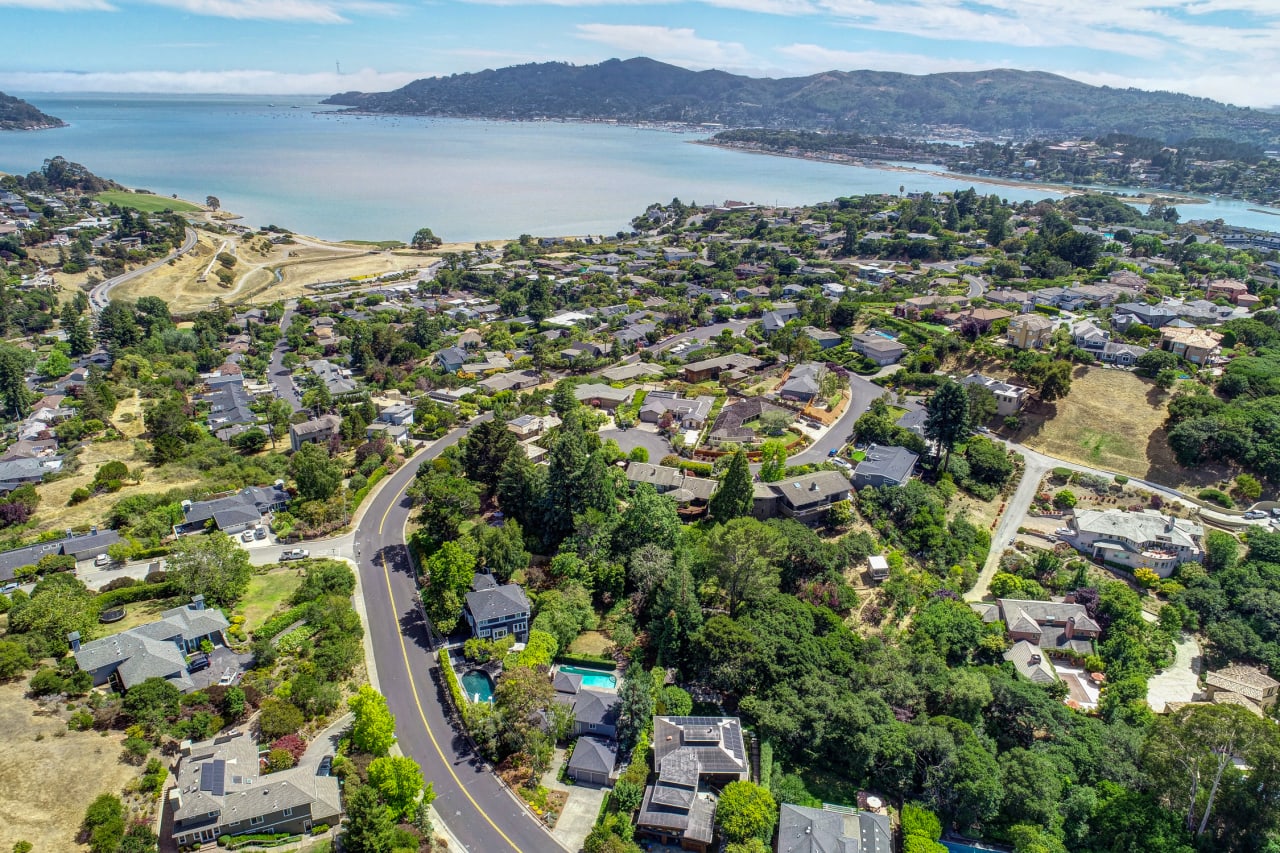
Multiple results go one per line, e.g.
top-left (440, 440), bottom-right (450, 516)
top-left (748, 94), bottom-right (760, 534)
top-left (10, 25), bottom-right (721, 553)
top-left (2, 94), bottom-right (1277, 242)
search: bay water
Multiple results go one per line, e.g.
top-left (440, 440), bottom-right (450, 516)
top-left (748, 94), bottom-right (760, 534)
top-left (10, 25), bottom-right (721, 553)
top-left (1, 94), bottom-right (1277, 243)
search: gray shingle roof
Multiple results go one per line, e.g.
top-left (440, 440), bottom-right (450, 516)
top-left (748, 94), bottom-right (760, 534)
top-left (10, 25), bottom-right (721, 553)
top-left (74, 598), bottom-right (229, 691)
top-left (567, 737), bottom-right (617, 777)
top-left (853, 444), bottom-right (918, 486)
top-left (777, 804), bottom-right (893, 853)
top-left (464, 580), bottom-right (530, 623)
top-left (572, 689), bottom-right (620, 729)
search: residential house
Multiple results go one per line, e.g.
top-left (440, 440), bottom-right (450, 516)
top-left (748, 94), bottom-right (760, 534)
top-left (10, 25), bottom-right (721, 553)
top-left (365, 422), bottom-right (408, 443)
top-left (762, 303), bottom-right (801, 334)
top-left (552, 670), bottom-right (620, 740)
top-left (168, 732), bottom-right (341, 848)
top-left (851, 332), bottom-right (907, 366)
top-left (951, 307), bottom-right (1014, 334)
top-left (637, 716), bottom-right (749, 853)
top-left (1069, 508), bottom-right (1204, 576)
top-left (574, 383), bottom-right (636, 411)
top-left (73, 596), bottom-right (229, 692)
top-left (1204, 665), bottom-right (1279, 714)
top-left (625, 462), bottom-right (717, 507)
top-left (1205, 279), bottom-right (1250, 304)
top-left (1101, 341), bottom-right (1148, 366)
top-left (779, 363), bottom-right (826, 403)
top-left (1114, 302), bottom-right (1177, 329)
top-left (1007, 313), bottom-right (1056, 349)
top-left (985, 288), bottom-right (1030, 309)
top-left (0, 529), bottom-right (122, 584)
top-left (756, 471), bottom-right (852, 523)
top-left (305, 359), bottom-right (358, 396)
top-left (1071, 319), bottom-right (1110, 354)
top-left (506, 414), bottom-right (560, 440)
top-left (174, 485), bottom-right (290, 536)
top-left (376, 404), bottom-right (414, 427)
top-left (435, 346), bottom-right (469, 373)
top-left (0, 456), bottom-right (62, 493)
top-left (980, 597), bottom-right (1101, 654)
top-left (560, 341), bottom-right (606, 362)
top-left (477, 370), bottom-right (543, 393)
top-left (289, 414), bottom-right (342, 452)
top-left (708, 399), bottom-right (788, 443)
top-left (567, 737), bottom-right (618, 787)
top-left (960, 374), bottom-right (1028, 417)
top-left (776, 803), bottom-right (892, 853)
top-left (615, 323), bottom-right (658, 347)
top-left (640, 392), bottom-right (715, 429)
top-left (201, 383), bottom-right (256, 434)
top-left (866, 555), bottom-right (891, 582)
top-left (1160, 327), bottom-right (1224, 365)
top-left (680, 354), bottom-right (762, 383)
top-left (852, 444), bottom-right (919, 489)
top-left (1003, 640), bottom-right (1060, 685)
top-left (803, 326), bottom-right (842, 350)
top-left (463, 572), bottom-right (530, 642)
top-left (456, 330), bottom-right (484, 349)
top-left (601, 362), bottom-right (664, 383)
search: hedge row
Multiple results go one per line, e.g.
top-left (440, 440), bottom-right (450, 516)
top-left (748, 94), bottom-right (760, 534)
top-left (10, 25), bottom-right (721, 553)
top-left (219, 832), bottom-right (300, 849)
top-left (96, 581), bottom-right (178, 612)
top-left (554, 653), bottom-right (616, 668)
top-left (439, 649), bottom-right (469, 717)
top-left (349, 466), bottom-right (389, 512)
top-left (253, 604), bottom-right (307, 641)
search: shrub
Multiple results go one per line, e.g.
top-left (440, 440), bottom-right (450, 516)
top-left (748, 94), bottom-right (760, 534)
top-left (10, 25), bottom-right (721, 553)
top-left (1053, 490), bottom-right (1078, 510)
top-left (1113, 474), bottom-right (1129, 485)
top-left (271, 733), bottom-right (307, 762)
top-left (266, 748), bottom-right (296, 772)
top-left (257, 698), bottom-right (304, 740)
top-left (29, 667), bottom-right (65, 696)
top-left (68, 710), bottom-right (94, 731)
top-left (1197, 488), bottom-right (1233, 508)
top-left (69, 488), bottom-right (92, 505)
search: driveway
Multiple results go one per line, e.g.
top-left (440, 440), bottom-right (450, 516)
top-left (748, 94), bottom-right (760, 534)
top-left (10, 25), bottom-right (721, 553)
top-left (600, 428), bottom-right (670, 461)
top-left (545, 748), bottom-right (608, 853)
top-left (791, 374), bottom-right (884, 465)
top-left (188, 646), bottom-right (253, 691)
top-left (1147, 632), bottom-right (1203, 712)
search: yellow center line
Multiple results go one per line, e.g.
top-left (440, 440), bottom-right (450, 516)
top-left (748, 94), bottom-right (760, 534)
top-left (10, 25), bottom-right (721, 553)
top-left (375, 474), bottom-right (525, 853)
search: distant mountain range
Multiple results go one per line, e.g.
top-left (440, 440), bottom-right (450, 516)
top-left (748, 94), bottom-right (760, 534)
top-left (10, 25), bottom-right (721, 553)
top-left (0, 92), bottom-right (64, 131)
top-left (325, 57), bottom-right (1280, 146)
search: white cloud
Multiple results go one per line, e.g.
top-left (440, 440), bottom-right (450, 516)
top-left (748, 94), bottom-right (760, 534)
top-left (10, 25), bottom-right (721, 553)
top-left (1064, 68), bottom-right (1279, 109)
top-left (137, 0), bottom-right (400, 22)
top-left (574, 24), bottom-right (753, 68)
top-left (0, 68), bottom-right (424, 94)
top-left (0, 0), bottom-right (114, 8)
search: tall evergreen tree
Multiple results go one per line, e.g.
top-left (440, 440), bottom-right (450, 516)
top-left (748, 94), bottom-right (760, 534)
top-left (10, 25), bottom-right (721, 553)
top-left (924, 380), bottom-right (970, 471)
top-left (462, 418), bottom-right (519, 494)
top-left (709, 450), bottom-right (754, 522)
top-left (341, 784), bottom-right (395, 853)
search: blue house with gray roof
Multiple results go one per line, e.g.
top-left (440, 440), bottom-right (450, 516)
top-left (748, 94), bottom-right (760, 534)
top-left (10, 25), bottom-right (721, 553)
top-left (72, 596), bottom-right (229, 692)
top-left (463, 572), bottom-right (530, 641)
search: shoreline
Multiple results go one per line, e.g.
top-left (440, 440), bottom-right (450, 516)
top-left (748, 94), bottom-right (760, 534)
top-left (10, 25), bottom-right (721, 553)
top-left (692, 139), bottom-right (1211, 206)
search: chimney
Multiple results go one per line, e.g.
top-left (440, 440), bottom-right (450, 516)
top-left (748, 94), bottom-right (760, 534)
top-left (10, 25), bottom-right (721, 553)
top-left (192, 594), bottom-right (205, 611)
top-left (1064, 616), bottom-right (1075, 640)
top-left (181, 499), bottom-right (192, 517)
top-left (67, 631), bottom-right (81, 652)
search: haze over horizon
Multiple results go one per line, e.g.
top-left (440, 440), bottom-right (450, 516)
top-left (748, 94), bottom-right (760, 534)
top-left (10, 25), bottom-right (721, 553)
top-left (1, 0), bottom-right (1278, 109)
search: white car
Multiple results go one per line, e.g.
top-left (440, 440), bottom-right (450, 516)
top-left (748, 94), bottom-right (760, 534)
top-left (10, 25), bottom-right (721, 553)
top-left (241, 530), bottom-right (255, 542)
top-left (94, 553), bottom-right (111, 567)
top-left (1243, 510), bottom-right (1268, 520)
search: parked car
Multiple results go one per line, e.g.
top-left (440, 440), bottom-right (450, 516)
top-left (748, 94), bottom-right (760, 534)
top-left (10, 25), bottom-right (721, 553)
top-left (0, 581), bottom-right (18, 594)
top-left (317, 755), bottom-right (333, 776)
top-left (1244, 510), bottom-right (1268, 520)
top-left (254, 527), bottom-right (267, 540)
top-left (241, 530), bottom-right (255, 542)
top-left (279, 548), bottom-right (309, 562)
top-left (827, 448), bottom-right (839, 457)
top-left (94, 553), bottom-right (111, 567)
top-left (187, 654), bottom-right (211, 673)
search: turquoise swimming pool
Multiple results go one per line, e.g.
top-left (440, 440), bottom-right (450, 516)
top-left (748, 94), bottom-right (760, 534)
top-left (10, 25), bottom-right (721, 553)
top-left (944, 841), bottom-right (1004, 853)
top-left (559, 665), bottom-right (618, 689)
top-left (461, 669), bottom-right (495, 703)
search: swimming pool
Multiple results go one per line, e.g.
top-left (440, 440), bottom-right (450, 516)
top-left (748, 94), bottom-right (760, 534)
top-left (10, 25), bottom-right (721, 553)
top-left (944, 841), bottom-right (1005, 853)
top-left (461, 669), bottom-right (495, 703)
top-left (559, 665), bottom-right (618, 690)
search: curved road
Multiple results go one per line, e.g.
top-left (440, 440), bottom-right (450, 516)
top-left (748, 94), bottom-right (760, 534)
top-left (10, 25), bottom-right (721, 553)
top-left (354, 421), bottom-right (565, 853)
top-left (89, 227), bottom-right (199, 311)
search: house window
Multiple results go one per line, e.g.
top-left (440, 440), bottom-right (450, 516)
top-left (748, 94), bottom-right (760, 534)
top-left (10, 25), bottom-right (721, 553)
top-left (250, 816), bottom-right (265, 826)
top-left (493, 628), bottom-right (508, 639)
top-left (514, 622), bottom-right (526, 633)
top-left (283, 808), bottom-right (293, 817)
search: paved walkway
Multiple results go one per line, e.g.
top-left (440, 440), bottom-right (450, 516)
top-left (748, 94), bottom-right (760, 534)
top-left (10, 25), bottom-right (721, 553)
top-left (1147, 632), bottom-right (1203, 712)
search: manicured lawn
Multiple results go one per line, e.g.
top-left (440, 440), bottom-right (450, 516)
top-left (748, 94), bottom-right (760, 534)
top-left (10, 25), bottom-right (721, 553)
top-left (340, 239), bottom-right (404, 248)
top-left (568, 630), bottom-right (612, 657)
top-left (239, 569), bottom-right (303, 633)
top-left (94, 190), bottom-right (202, 213)
top-left (849, 450), bottom-right (867, 462)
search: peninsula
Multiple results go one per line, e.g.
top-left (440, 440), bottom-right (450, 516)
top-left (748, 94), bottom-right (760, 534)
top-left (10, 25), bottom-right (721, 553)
top-left (325, 56), bottom-right (1280, 146)
top-left (0, 91), bottom-right (65, 131)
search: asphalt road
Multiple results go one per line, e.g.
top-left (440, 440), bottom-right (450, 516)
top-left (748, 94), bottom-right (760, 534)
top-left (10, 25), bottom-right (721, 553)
top-left (269, 304), bottom-right (304, 413)
top-left (789, 373), bottom-right (884, 465)
top-left (89, 227), bottom-right (198, 311)
top-left (354, 419), bottom-right (563, 853)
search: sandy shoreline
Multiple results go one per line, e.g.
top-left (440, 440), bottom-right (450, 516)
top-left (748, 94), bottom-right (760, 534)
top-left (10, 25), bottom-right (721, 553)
top-left (692, 140), bottom-right (1210, 206)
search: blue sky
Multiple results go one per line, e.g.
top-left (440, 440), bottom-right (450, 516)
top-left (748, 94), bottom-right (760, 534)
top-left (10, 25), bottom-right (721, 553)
top-left (1, 0), bottom-right (1276, 107)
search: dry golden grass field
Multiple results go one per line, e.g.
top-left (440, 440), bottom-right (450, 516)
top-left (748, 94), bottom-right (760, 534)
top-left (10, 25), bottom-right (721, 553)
top-left (0, 681), bottom-right (140, 853)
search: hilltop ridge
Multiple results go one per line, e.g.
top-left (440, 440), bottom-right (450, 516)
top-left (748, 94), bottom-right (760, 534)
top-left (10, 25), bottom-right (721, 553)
top-left (324, 57), bottom-right (1280, 146)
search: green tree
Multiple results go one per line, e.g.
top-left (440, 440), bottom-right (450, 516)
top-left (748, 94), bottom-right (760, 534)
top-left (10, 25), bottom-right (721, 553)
top-left (342, 783), bottom-right (395, 853)
top-left (613, 484), bottom-right (681, 557)
top-left (471, 520), bottom-right (529, 582)
top-left (6, 574), bottom-right (97, 656)
top-left (82, 793), bottom-right (125, 853)
top-left (462, 419), bottom-right (520, 494)
top-left (419, 539), bottom-right (477, 635)
top-left (289, 442), bottom-right (343, 502)
top-left (411, 227), bottom-right (442, 249)
top-left (349, 686), bottom-right (397, 757)
top-left (39, 348), bottom-right (71, 379)
top-left (410, 466), bottom-right (481, 550)
top-left (123, 677), bottom-right (180, 732)
top-left (924, 380), bottom-right (969, 470)
top-left (0, 344), bottom-right (33, 421)
top-left (1037, 360), bottom-right (1073, 401)
top-left (367, 755), bottom-right (429, 822)
top-left (531, 584), bottom-right (596, 650)
top-left (703, 517), bottom-right (783, 617)
top-left (266, 398), bottom-right (292, 448)
top-left (759, 440), bottom-right (787, 482)
top-left (167, 531), bottom-right (252, 607)
top-left (716, 781), bottom-right (777, 843)
top-left (258, 697), bottom-right (305, 739)
top-left (144, 394), bottom-right (195, 463)
top-left (1202, 530), bottom-right (1238, 572)
top-left (709, 450), bottom-right (754, 522)
top-left (616, 662), bottom-right (654, 750)
top-left (0, 640), bottom-right (32, 679)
